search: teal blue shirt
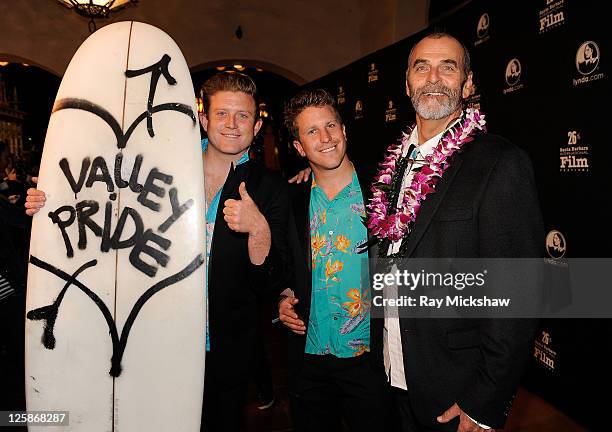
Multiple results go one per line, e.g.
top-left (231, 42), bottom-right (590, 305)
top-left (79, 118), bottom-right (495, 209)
top-left (305, 170), bottom-right (371, 358)
top-left (203, 138), bottom-right (250, 351)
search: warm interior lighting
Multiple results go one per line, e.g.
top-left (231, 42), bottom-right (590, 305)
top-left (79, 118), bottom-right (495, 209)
top-left (56, 0), bottom-right (138, 32)
top-left (0, 61), bottom-right (9, 67)
top-left (233, 64), bottom-right (245, 71)
top-left (196, 97), bottom-right (204, 114)
top-left (215, 66), bottom-right (226, 71)
top-left (259, 103), bottom-right (269, 118)
top-left (57, 0), bottom-right (136, 16)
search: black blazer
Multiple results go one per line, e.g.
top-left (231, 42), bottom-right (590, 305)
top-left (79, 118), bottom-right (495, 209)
top-left (207, 160), bottom-right (291, 384)
top-left (376, 134), bottom-right (544, 429)
top-left (285, 167), bottom-right (384, 379)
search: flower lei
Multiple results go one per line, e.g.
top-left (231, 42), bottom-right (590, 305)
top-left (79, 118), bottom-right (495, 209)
top-left (366, 108), bottom-right (486, 243)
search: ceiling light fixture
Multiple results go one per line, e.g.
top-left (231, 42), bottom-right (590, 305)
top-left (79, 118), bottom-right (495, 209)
top-left (56, 0), bottom-right (138, 33)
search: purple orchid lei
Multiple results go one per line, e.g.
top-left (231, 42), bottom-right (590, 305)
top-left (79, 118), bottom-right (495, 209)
top-left (366, 108), bottom-right (486, 243)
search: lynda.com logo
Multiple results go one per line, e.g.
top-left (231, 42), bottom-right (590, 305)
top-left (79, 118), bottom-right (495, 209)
top-left (505, 59), bottom-right (522, 86)
top-left (477, 13), bottom-right (490, 38)
top-left (575, 41), bottom-right (600, 76)
top-left (546, 230), bottom-right (566, 259)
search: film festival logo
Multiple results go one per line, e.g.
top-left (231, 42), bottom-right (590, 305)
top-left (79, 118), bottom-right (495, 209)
top-left (534, 329), bottom-right (557, 371)
top-left (503, 58), bottom-right (525, 94)
top-left (355, 99), bottom-right (364, 120)
top-left (385, 99), bottom-right (397, 123)
top-left (337, 85), bottom-right (346, 105)
top-left (546, 230), bottom-right (567, 259)
top-left (474, 12), bottom-right (490, 46)
top-left (368, 63), bottom-right (379, 84)
top-left (560, 129), bottom-right (590, 173)
top-left (538, 0), bottom-right (565, 34)
top-left (573, 40), bottom-right (605, 86)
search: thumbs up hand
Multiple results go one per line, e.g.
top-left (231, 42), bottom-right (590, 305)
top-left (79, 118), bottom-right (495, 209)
top-left (223, 181), bottom-right (266, 235)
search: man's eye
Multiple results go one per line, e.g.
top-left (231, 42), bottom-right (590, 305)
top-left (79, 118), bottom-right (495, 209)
top-left (415, 65), bottom-right (428, 72)
top-left (307, 129), bottom-right (317, 135)
top-left (239, 113), bottom-right (249, 120)
top-left (328, 123), bottom-right (336, 128)
top-left (216, 111), bottom-right (227, 117)
top-left (441, 65), bottom-right (456, 72)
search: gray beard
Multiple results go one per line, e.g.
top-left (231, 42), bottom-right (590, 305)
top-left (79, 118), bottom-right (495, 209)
top-left (410, 84), bottom-right (462, 120)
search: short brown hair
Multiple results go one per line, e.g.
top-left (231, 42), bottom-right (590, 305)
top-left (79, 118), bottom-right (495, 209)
top-left (200, 71), bottom-right (259, 119)
top-left (284, 88), bottom-right (341, 139)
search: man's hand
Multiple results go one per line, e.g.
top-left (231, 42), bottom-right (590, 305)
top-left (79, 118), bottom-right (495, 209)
top-left (224, 182), bottom-right (271, 265)
top-left (437, 403), bottom-right (492, 432)
top-left (223, 182), bottom-right (267, 234)
top-left (24, 178), bottom-right (46, 216)
top-left (288, 167), bottom-right (311, 184)
top-left (279, 296), bottom-right (306, 335)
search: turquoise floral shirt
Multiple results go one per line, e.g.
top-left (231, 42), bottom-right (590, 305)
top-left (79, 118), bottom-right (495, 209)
top-left (305, 170), bottom-right (371, 358)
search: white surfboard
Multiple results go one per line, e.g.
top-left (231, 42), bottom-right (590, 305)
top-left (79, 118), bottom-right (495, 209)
top-left (25, 21), bottom-right (206, 431)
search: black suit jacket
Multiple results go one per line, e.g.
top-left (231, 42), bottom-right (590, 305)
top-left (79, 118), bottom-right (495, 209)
top-left (285, 168), bottom-right (384, 381)
top-left (207, 160), bottom-right (291, 384)
top-left (377, 134), bottom-right (544, 429)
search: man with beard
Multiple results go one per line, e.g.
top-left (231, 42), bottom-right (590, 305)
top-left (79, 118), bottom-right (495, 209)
top-left (373, 33), bottom-right (543, 431)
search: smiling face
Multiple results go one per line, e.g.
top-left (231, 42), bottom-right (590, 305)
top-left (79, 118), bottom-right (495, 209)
top-left (293, 105), bottom-right (347, 172)
top-left (406, 35), bottom-right (473, 121)
top-left (199, 90), bottom-right (262, 158)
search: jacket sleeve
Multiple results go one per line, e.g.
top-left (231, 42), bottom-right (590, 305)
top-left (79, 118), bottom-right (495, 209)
top-left (249, 176), bottom-right (292, 295)
top-left (457, 142), bottom-right (544, 428)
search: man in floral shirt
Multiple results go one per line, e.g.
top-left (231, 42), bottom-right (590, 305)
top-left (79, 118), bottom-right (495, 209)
top-left (279, 89), bottom-right (388, 431)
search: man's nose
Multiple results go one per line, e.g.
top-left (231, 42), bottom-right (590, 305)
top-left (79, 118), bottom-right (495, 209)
top-left (225, 113), bottom-right (237, 128)
top-left (321, 128), bottom-right (332, 143)
top-left (427, 67), bottom-right (440, 83)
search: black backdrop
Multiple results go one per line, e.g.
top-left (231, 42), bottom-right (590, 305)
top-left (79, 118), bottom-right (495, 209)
top-left (301, 0), bottom-right (610, 429)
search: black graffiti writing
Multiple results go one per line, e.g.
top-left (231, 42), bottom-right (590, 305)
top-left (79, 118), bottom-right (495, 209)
top-left (27, 254), bottom-right (204, 377)
top-left (52, 55), bottom-right (196, 150)
top-left (59, 153), bottom-right (147, 199)
top-left (125, 54), bottom-right (176, 138)
top-left (53, 150), bottom-right (195, 276)
top-left (158, 187), bottom-right (194, 233)
top-left (48, 201), bottom-right (183, 278)
top-left (137, 168), bottom-right (172, 212)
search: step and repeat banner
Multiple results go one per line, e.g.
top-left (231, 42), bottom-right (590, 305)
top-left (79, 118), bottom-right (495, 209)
top-left (303, 0), bottom-right (609, 429)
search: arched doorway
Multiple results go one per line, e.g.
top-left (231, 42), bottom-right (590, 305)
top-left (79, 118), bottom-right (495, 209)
top-left (0, 59), bottom-right (60, 170)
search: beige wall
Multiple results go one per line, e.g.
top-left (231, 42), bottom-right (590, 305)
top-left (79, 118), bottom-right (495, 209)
top-left (0, 0), bottom-right (427, 82)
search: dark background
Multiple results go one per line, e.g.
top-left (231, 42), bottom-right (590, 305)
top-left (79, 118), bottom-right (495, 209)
top-left (301, 0), bottom-right (610, 429)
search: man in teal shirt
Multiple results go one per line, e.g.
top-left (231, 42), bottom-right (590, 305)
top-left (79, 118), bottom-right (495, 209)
top-left (279, 89), bottom-right (387, 431)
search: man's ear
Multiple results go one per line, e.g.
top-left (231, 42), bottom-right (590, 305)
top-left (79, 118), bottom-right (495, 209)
top-left (199, 112), bottom-right (208, 132)
top-left (406, 79), bottom-right (411, 97)
top-left (293, 139), bottom-right (306, 157)
top-left (253, 117), bottom-right (263, 137)
top-left (462, 72), bottom-right (475, 98)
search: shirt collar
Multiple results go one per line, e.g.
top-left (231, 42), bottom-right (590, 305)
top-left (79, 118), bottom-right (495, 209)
top-left (311, 167), bottom-right (360, 194)
top-left (201, 138), bottom-right (250, 166)
top-left (405, 115), bottom-right (463, 158)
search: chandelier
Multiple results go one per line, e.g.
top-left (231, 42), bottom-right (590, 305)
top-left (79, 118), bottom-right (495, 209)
top-left (57, 0), bottom-right (138, 33)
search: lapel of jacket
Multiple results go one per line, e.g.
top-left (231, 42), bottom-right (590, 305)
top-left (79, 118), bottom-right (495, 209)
top-left (292, 178), bottom-right (313, 272)
top-left (401, 152), bottom-right (465, 257)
